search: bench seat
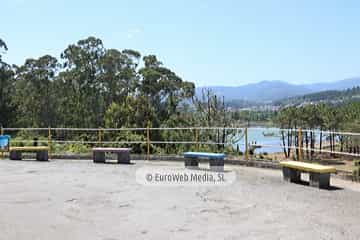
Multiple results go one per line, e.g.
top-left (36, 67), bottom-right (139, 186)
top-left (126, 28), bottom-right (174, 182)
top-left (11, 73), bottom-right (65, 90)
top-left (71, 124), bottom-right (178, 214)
top-left (9, 146), bottom-right (49, 161)
top-left (10, 146), bottom-right (49, 152)
top-left (280, 161), bottom-right (336, 189)
top-left (93, 147), bottom-right (131, 164)
top-left (183, 152), bottom-right (225, 171)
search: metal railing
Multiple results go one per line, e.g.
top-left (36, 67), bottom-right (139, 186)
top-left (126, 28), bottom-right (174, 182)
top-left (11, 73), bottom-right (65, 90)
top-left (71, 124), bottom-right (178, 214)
top-left (1, 126), bottom-right (360, 160)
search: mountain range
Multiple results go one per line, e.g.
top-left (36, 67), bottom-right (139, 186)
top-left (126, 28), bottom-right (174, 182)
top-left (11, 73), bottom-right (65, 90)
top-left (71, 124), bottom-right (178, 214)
top-left (196, 78), bottom-right (360, 103)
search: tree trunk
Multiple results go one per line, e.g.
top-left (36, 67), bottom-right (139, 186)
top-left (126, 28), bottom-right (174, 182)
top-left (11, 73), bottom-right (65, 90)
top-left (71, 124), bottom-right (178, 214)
top-left (287, 130), bottom-right (292, 158)
top-left (281, 131), bottom-right (288, 158)
top-left (340, 136), bottom-right (344, 152)
top-left (319, 131), bottom-right (323, 153)
top-left (305, 131), bottom-right (309, 160)
top-left (310, 131), bottom-right (313, 159)
top-left (295, 130), bottom-right (299, 160)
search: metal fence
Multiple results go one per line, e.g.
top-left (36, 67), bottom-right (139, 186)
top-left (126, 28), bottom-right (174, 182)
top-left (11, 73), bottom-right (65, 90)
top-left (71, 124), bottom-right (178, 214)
top-left (1, 127), bottom-right (360, 160)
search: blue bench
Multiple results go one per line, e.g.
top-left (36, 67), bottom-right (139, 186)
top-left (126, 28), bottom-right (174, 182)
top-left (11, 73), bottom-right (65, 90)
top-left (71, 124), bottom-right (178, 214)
top-left (183, 152), bottom-right (226, 171)
top-left (0, 135), bottom-right (11, 152)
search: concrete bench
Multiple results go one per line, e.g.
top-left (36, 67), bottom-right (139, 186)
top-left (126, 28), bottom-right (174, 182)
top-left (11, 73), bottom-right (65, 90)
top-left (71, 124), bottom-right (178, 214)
top-left (93, 148), bottom-right (131, 164)
top-left (9, 146), bottom-right (49, 161)
top-left (183, 152), bottom-right (225, 171)
top-left (280, 161), bottom-right (336, 189)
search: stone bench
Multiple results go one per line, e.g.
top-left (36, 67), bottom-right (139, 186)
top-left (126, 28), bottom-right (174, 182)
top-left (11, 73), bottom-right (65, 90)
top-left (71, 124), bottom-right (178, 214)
top-left (279, 161), bottom-right (336, 189)
top-left (93, 148), bottom-right (131, 164)
top-left (9, 146), bottom-right (49, 161)
top-left (183, 152), bottom-right (226, 171)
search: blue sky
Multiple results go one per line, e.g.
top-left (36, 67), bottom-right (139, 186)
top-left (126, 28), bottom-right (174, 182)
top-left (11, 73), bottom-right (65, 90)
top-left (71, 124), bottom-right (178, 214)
top-left (2, 0), bottom-right (360, 86)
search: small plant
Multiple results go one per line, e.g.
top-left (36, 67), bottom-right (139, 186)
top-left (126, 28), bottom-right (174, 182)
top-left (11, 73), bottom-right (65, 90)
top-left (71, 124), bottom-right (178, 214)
top-left (353, 161), bottom-right (360, 182)
top-left (353, 169), bottom-right (360, 182)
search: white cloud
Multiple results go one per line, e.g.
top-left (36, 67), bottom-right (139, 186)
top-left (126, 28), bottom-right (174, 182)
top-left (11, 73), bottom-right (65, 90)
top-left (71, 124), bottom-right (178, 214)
top-left (126, 28), bottom-right (143, 39)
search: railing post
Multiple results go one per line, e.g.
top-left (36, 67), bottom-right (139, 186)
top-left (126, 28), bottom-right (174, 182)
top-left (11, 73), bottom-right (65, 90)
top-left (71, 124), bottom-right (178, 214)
top-left (48, 127), bottom-right (52, 160)
top-left (147, 123), bottom-right (150, 161)
top-left (98, 128), bottom-right (102, 146)
top-left (245, 127), bottom-right (249, 160)
top-left (0, 126), bottom-right (3, 135)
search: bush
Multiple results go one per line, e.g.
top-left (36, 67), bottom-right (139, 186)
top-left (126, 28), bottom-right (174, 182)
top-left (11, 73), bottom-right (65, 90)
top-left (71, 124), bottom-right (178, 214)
top-left (11, 136), bottom-right (48, 147)
top-left (50, 143), bottom-right (90, 154)
top-left (353, 168), bottom-right (360, 181)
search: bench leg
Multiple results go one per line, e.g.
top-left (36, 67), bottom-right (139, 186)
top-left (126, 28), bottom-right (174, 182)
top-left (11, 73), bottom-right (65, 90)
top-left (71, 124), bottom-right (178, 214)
top-left (117, 151), bottom-right (131, 164)
top-left (282, 167), bottom-right (301, 183)
top-left (209, 158), bottom-right (224, 171)
top-left (10, 151), bottom-right (22, 160)
top-left (310, 173), bottom-right (330, 189)
top-left (36, 151), bottom-right (48, 161)
top-left (185, 158), bottom-right (199, 169)
top-left (93, 151), bottom-right (105, 163)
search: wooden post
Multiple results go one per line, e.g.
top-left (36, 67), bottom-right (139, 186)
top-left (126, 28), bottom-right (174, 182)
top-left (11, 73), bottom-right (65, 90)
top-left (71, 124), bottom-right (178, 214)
top-left (98, 128), bottom-right (102, 146)
top-left (147, 123), bottom-right (150, 161)
top-left (245, 128), bottom-right (249, 160)
top-left (48, 127), bottom-right (52, 160)
top-left (298, 128), bottom-right (303, 161)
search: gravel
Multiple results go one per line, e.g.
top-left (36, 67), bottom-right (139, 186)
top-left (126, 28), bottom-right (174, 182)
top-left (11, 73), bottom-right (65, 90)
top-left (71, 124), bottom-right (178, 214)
top-left (0, 159), bottom-right (360, 240)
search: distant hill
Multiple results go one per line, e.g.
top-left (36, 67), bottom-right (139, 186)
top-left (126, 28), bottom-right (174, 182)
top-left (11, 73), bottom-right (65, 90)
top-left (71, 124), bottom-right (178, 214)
top-left (197, 78), bottom-right (360, 103)
top-left (274, 86), bottom-right (360, 106)
top-left (304, 78), bottom-right (360, 92)
top-left (196, 80), bottom-right (311, 102)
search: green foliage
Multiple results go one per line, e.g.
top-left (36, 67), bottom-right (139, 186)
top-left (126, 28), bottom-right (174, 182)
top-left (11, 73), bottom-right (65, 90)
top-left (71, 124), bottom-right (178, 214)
top-left (105, 96), bottom-right (157, 128)
top-left (232, 110), bottom-right (276, 123)
top-left (2, 36), bottom-right (195, 131)
top-left (11, 133), bottom-right (48, 147)
top-left (0, 64), bottom-right (14, 127)
top-left (276, 102), bottom-right (360, 131)
top-left (52, 143), bottom-right (91, 154)
top-left (0, 38), bottom-right (15, 127)
top-left (0, 38), bottom-right (8, 62)
top-left (275, 102), bottom-right (360, 159)
top-left (353, 168), bottom-right (360, 181)
top-left (13, 55), bottom-right (59, 127)
top-left (1, 36), bottom-right (241, 155)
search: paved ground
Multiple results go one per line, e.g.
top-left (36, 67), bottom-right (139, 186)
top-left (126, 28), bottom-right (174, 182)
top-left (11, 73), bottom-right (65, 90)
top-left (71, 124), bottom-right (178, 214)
top-left (1, 159), bottom-right (360, 240)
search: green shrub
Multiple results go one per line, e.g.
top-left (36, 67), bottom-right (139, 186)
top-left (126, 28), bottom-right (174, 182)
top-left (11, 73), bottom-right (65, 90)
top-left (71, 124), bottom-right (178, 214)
top-left (11, 136), bottom-right (48, 147)
top-left (353, 168), bottom-right (360, 181)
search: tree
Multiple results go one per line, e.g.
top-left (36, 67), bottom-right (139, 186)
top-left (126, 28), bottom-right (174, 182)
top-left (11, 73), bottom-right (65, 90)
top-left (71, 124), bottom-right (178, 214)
top-left (0, 38), bottom-right (8, 63)
top-left (105, 96), bottom-right (156, 128)
top-left (13, 55), bottom-right (59, 127)
top-left (0, 38), bottom-right (14, 127)
top-left (98, 49), bottom-right (140, 107)
top-left (58, 36), bottom-right (106, 127)
top-left (139, 55), bottom-right (195, 126)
